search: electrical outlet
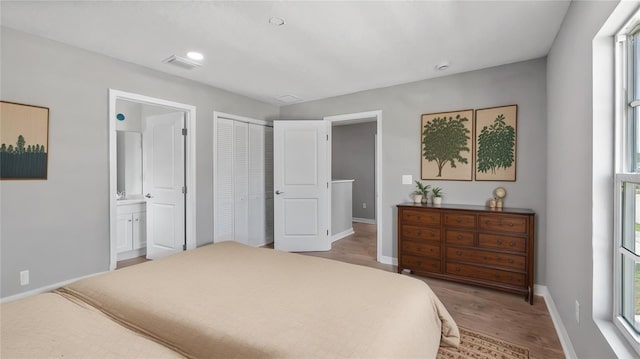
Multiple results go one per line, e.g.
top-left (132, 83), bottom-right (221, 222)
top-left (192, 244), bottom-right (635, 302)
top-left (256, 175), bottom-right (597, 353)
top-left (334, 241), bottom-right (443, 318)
top-left (20, 270), bottom-right (29, 286)
top-left (362, 203), bottom-right (367, 209)
top-left (575, 300), bottom-right (580, 324)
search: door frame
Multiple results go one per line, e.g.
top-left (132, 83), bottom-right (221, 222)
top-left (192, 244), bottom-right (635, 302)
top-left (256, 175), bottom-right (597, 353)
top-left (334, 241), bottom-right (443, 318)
top-left (108, 89), bottom-right (197, 270)
top-left (324, 110), bottom-right (383, 263)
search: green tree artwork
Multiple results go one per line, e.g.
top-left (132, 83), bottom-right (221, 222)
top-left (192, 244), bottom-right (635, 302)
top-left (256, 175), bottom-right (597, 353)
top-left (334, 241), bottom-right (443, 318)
top-left (475, 105), bottom-right (517, 181)
top-left (421, 110), bottom-right (473, 180)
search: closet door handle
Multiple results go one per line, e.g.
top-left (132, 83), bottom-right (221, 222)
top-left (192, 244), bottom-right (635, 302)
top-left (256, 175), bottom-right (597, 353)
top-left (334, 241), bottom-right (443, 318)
top-left (275, 190), bottom-right (284, 195)
top-left (145, 193), bottom-right (152, 198)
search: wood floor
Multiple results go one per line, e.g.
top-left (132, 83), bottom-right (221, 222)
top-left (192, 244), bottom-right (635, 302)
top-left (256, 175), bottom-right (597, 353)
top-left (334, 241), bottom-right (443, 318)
top-left (119, 222), bottom-right (564, 358)
top-left (302, 222), bottom-right (565, 359)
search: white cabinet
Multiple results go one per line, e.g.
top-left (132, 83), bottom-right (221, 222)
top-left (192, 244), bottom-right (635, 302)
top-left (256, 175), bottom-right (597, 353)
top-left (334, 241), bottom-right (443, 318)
top-left (116, 202), bottom-right (146, 260)
top-left (215, 118), bottom-right (273, 247)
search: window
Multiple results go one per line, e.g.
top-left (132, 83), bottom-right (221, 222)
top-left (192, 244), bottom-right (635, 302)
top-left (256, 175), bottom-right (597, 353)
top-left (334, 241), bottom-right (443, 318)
top-left (615, 20), bottom-right (640, 354)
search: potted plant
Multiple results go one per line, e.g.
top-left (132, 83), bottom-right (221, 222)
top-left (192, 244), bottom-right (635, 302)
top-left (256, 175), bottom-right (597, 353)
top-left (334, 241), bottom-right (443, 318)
top-left (414, 181), bottom-right (431, 204)
top-left (431, 186), bottom-right (444, 205)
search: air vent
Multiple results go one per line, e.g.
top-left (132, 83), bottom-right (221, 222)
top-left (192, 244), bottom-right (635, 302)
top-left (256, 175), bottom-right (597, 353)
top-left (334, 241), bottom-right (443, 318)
top-left (275, 94), bottom-right (302, 103)
top-left (163, 55), bottom-right (202, 70)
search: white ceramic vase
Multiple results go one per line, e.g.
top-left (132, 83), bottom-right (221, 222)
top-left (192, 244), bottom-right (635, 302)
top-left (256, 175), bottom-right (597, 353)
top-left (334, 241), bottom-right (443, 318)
top-left (413, 194), bottom-right (423, 203)
top-left (432, 196), bottom-right (442, 205)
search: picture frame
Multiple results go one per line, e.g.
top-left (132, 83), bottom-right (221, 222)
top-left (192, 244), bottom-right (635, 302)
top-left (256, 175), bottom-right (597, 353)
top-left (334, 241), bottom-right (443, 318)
top-left (420, 109), bottom-right (474, 181)
top-left (0, 101), bottom-right (50, 180)
top-left (474, 104), bottom-right (517, 181)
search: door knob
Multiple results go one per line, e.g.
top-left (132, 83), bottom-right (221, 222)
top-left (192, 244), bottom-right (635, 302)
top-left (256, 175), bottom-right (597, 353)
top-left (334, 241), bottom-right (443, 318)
top-left (145, 193), bottom-right (152, 198)
top-left (275, 190), bottom-right (284, 195)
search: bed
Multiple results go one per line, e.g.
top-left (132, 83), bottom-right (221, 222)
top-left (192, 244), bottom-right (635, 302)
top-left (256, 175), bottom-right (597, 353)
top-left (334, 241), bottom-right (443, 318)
top-left (1, 292), bottom-right (185, 358)
top-left (3, 241), bottom-right (459, 358)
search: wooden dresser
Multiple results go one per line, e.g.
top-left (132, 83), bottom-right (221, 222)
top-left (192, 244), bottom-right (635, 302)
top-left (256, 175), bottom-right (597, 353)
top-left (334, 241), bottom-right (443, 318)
top-left (397, 203), bottom-right (535, 304)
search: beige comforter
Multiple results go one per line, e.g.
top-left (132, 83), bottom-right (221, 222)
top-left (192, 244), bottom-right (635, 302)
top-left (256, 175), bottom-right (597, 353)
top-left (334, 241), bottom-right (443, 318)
top-left (61, 241), bottom-right (459, 358)
top-left (1, 292), bottom-right (185, 358)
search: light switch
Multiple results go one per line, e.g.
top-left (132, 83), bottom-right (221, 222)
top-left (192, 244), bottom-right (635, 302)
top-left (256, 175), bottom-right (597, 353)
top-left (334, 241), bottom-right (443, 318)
top-left (402, 175), bottom-right (413, 185)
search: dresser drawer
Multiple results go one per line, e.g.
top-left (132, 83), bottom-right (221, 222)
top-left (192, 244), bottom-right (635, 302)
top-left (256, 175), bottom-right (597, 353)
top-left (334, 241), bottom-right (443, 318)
top-left (446, 247), bottom-right (525, 270)
top-left (402, 209), bottom-right (441, 225)
top-left (445, 230), bottom-right (474, 246)
top-left (478, 215), bottom-right (527, 234)
top-left (402, 241), bottom-right (440, 258)
top-left (446, 263), bottom-right (525, 287)
top-left (478, 233), bottom-right (526, 253)
top-left (401, 255), bottom-right (441, 273)
top-left (402, 225), bottom-right (441, 242)
top-left (444, 213), bottom-right (475, 228)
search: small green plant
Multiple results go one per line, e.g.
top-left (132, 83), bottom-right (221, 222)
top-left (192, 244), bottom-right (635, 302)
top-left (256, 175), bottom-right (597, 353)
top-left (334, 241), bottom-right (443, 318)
top-left (414, 181), bottom-right (431, 196)
top-left (431, 186), bottom-right (444, 198)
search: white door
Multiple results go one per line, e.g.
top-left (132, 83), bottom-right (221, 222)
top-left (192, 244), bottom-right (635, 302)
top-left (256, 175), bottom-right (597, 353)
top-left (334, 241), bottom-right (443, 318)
top-left (143, 112), bottom-right (185, 259)
top-left (274, 120), bottom-right (330, 252)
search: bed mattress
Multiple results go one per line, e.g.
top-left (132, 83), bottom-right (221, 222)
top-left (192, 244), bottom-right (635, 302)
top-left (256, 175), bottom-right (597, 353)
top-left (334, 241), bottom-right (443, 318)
top-left (60, 241), bottom-right (459, 358)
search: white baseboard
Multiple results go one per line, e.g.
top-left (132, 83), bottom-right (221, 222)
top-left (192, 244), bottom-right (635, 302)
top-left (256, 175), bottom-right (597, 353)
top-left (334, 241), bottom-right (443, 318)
top-left (380, 255), bottom-right (398, 265)
top-left (332, 228), bottom-right (354, 243)
top-left (1, 270), bottom-right (109, 304)
top-left (352, 217), bottom-right (376, 224)
top-left (535, 284), bottom-right (577, 359)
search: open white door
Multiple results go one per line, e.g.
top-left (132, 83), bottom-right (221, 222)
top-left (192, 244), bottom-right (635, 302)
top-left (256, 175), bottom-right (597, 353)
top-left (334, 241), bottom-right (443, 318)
top-left (143, 112), bottom-right (185, 259)
top-left (274, 120), bottom-right (330, 252)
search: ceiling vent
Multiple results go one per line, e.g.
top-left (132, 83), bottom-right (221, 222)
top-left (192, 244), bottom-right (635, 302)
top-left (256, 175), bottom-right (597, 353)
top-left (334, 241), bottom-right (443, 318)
top-left (163, 55), bottom-right (202, 70)
top-left (275, 94), bottom-right (302, 103)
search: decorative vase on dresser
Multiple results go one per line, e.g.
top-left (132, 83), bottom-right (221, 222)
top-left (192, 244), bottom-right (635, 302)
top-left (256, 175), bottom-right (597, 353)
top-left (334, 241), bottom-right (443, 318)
top-left (396, 203), bottom-right (535, 304)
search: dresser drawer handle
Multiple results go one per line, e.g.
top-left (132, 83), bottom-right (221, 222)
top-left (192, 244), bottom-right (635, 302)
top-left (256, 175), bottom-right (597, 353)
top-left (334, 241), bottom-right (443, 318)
top-left (456, 218), bottom-right (462, 223)
top-left (416, 215), bottom-right (422, 220)
top-left (494, 274), bottom-right (501, 279)
top-left (416, 230), bottom-right (422, 235)
top-left (485, 220), bottom-right (491, 225)
top-left (508, 222), bottom-right (514, 227)
top-left (508, 259), bottom-right (514, 264)
top-left (509, 241), bottom-right (516, 247)
top-left (507, 276), bottom-right (514, 281)
top-left (457, 234), bottom-right (463, 240)
top-left (497, 239), bottom-right (503, 245)
top-left (498, 221), bottom-right (503, 226)
top-left (456, 251), bottom-right (462, 256)
top-left (430, 231), bottom-right (436, 237)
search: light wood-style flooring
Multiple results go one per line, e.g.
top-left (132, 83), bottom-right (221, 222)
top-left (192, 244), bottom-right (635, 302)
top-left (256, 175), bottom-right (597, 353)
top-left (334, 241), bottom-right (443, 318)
top-left (302, 222), bottom-right (565, 359)
top-left (118, 222), bottom-right (564, 358)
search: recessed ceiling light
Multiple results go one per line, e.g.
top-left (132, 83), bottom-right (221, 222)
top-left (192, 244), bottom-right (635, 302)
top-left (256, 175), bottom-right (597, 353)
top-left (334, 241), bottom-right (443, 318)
top-left (436, 62), bottom-right (450, 71)
top-left (269, 17), bottom-right (285, 26)
top-left (187, 51), bottom-right (204, 61)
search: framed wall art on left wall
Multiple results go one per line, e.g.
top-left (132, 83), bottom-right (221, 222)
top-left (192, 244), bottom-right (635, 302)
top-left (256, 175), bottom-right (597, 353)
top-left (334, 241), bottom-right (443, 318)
top-left (0, 101), bottom-right (50, 180)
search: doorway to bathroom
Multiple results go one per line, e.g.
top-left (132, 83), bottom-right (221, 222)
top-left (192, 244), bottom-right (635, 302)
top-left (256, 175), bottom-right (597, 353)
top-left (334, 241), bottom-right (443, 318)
top-left (108, 89), bottom-right (196, 270)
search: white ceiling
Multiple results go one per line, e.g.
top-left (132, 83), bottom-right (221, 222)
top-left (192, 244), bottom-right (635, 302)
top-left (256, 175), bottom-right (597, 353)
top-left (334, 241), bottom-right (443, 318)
top-left (1, 1), bottom-right (570, 105)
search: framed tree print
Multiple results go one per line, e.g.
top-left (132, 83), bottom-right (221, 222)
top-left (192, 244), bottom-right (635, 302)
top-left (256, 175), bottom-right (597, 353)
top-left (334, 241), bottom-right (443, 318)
top-left (421, 109), bottom-right (473, 181)
top-left (475, 105), bottom-right (517, 181)
top-left (0, 101), bottom-right (50, 180)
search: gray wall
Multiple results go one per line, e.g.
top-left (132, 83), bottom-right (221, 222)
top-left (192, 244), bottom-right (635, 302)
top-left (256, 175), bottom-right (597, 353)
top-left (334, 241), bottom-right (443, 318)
top-left (281, 58), bottom-right (548, 279)
top-left (332, 122), bottom-right (376, 220)
top-left (546, 1), bottom-right (620, 357)
top-left (0, 27), bottom-right (279, 298)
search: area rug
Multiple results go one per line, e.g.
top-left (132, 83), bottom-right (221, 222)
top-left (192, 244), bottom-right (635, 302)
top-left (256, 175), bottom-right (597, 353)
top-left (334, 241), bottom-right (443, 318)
top-left (437, 327), bottom-right (530, 359)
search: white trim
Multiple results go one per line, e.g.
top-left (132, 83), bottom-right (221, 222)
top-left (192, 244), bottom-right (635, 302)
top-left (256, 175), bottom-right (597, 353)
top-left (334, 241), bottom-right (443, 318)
top-left (109, 89), bottom-right (197, 271)
top-left (332, 228), bottom-right (354, 243)
top-left (380, 255), bottom-right (397, 266)
top-left (352, 217), bottom-right (376, 224)
top-left (535, 285), bottom-right (578, 359)
top-left (1, 271), bottom-right (109, 303)
top-left (213, 111), bottom-right (273, 127)
top-left (324, 110), bottom-right (382, 263)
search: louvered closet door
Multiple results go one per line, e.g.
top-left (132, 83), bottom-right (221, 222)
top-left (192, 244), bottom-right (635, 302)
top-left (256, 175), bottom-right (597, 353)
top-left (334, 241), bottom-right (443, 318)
top-left (214, 119), bottom-right (235, 242)
top-left (265, 126), bottom-right (274, 243)
top-left (234, 121), bottom-right (249, 245)
top-left (248, 124), bottom-right (266, 246)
